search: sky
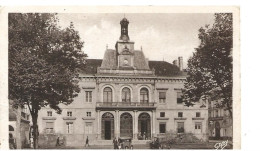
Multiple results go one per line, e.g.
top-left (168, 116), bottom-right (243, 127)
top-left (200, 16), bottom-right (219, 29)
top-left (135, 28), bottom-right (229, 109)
top-left (57, 13), bottom-right (215, 68)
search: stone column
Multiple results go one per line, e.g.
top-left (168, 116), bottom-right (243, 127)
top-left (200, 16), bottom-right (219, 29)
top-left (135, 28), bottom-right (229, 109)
top-left (97, 110), bottom-right (101, 139)
top-left (115, 110), bottom-right (119, 138)
top-left (133, 110), bottom-right (138, 140)
top-left (117, 111), bottom-right (120, 138)
top-left (152, 110), bottom-right (156, 138)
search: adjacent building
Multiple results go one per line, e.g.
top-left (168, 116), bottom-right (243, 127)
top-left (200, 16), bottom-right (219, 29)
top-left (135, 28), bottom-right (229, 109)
top-left (208, 99), bottom-right (232, 140)
top-left (37, 17), bottom-right (209, 146)
top-left (9, 100), bottom-right (31, 149)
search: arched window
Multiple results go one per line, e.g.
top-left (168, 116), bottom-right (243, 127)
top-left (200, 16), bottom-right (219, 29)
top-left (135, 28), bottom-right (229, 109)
top-left (140, 88), bottom-right (149, 103)
top-left (122, 87), bottom-right (131, 102)
top-left (103, 87), bottom-right (112, 102)
top-left (9, 125), bottom-right (14, 131)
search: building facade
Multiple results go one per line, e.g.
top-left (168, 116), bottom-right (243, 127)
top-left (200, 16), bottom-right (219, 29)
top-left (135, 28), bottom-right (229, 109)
top-left (37, 17), bottom-right (208, 146)
top-left (208, 99), bottom-right (232, 140)
top-left (9, 100), bottom-right (31, 149)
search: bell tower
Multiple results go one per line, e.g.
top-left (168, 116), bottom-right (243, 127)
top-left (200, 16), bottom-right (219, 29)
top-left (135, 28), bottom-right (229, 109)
top-left (116, 17), bottom-right (135, 68)
top-left (119, 17), bottom-right (130, 41)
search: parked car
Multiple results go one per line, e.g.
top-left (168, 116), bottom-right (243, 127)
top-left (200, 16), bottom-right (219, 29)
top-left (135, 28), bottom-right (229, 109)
top-left (150, 137), bottom-right (172, 149)
top-left (118, 137), bottom-right (133, 149)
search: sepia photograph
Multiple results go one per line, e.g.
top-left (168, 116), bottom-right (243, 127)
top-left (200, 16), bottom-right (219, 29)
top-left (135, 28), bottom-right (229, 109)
top-left (0, 6), bottom-right (240, 150)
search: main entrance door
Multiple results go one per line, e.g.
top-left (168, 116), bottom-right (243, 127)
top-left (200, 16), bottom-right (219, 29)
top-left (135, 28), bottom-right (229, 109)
top-left (215, 121), bottom-right (221, 139)
top-left (102, 112), bottom-right (114, 140)
top-left (138, 113), bottom-right (151, 140)
top-left (120, 113), bottom-right (133, 138)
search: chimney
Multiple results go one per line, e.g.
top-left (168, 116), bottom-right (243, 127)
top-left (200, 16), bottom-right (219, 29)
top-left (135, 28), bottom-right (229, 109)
top-left (173, 60), bottom-right (178, 66)
top-left (178, 57), bottom-right (183, 71)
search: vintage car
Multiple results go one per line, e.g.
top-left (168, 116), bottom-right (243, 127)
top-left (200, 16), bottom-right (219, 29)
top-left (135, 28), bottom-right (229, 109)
top-left (118, 137), bottom-right (133, 149)
top-left (149, 137), bottom-right (172, 149)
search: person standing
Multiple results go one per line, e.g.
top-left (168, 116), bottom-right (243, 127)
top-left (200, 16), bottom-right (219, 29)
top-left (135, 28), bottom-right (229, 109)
top-left (56, 136), bottom-right (60, 147)
top-left (85, 136), bottom-right (89, 147)
top-left (113, 137), bottom-right (118, 149)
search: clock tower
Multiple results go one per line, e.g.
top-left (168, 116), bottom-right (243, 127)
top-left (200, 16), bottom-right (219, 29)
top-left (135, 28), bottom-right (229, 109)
top-left (116, 17), bottom-right (135, 68)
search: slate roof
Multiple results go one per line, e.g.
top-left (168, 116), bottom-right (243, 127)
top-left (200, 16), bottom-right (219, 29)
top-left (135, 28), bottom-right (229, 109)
top-left (100, 49), bottom-right (117, 69)
top-left (149, 61), bottom-right (181, 77)
top-left (100, 49), bottom-right (150, 70)
top-left (133, 51), bottom-right (150, 70)
top-left (81, 58), bottom-right (186, 77)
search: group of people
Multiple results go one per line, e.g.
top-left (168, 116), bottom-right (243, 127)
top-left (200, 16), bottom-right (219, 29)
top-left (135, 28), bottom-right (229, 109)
top-left (113, 137), bottom-right (122, 149)
top-left (113, 137), bottom-right (133, 149)
top-left (138, 132), bottom-right (148, 140)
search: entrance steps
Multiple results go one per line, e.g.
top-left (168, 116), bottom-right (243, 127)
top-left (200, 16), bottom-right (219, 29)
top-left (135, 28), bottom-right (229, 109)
top-left (95, 140), bottom-right (150, 145)
top-left (132, 140), bottom-right (150, 145)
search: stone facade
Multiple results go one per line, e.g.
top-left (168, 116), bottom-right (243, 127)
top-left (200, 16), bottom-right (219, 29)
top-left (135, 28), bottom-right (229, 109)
top-left (9, 103), bottom-right (31, 149)
top-left (208, 99), bottom-right (232, 140)
top-left (37, 17), bottom-right (209, 146)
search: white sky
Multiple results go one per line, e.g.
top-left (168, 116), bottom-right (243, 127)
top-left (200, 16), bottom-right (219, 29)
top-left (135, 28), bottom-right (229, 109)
top-left (57, 13), bottom-right (215, 68)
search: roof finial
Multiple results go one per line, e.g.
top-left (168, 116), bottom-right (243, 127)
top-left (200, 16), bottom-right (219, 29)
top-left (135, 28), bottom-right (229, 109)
top-left (106, 44), bottom-right (108, 50)
top-left (141, 46), bottom-right (142, 51)
top-left (124, 13), bottom-right (125, 18)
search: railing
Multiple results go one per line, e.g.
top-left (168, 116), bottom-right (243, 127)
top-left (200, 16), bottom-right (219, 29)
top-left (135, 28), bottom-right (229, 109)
top-left (96, 102), bottom-right (156, 107)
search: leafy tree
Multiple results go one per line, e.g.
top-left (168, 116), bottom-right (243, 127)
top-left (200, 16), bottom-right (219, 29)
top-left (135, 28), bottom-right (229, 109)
top-left (8, 13), bottom-right (87, 148)
top-left (183, 13), bottom-right (233, 118)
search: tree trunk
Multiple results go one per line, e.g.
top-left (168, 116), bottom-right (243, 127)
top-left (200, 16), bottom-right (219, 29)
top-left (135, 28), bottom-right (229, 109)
top-left (31, 111), bottom-right (39, 149)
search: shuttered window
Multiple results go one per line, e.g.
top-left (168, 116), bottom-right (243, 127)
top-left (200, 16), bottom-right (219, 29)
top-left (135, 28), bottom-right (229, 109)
top-left (46, 122), bottom-right (54, 134)
top-left (159, 92), bottom-right (166, 103)
top-left (177, 92), bottom-right (183, 104)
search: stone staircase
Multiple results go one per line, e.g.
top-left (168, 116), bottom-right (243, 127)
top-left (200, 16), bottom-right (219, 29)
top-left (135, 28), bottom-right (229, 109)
top-left (95, 140), bottom-right (150, 146)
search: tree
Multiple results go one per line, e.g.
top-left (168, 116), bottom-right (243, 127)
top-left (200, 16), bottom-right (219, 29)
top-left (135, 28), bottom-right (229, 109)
top-left (8, 13), bottom-right (87, 148)
top-left (183, 13), bottom-right (233, 118)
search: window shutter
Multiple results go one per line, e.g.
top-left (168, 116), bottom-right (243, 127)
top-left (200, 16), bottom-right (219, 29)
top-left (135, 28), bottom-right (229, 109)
top-left (159, 92), bottom-right (166, 99)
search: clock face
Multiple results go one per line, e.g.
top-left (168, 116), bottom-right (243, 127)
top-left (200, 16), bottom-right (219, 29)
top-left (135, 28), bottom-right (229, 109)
top-left (124, 59), bottom-right (128, 65)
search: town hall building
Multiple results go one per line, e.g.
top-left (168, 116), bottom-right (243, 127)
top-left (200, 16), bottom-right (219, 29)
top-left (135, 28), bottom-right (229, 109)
top-left (37, 17), bottom-right (208, 146)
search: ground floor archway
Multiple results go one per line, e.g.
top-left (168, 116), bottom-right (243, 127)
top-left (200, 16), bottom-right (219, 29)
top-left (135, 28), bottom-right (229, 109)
top-left (138, 113), bottom-right (151, 140)
top-left (101, 112), bottom-right (114, 140)
top-left (120, 112), bottom-right (133, 138)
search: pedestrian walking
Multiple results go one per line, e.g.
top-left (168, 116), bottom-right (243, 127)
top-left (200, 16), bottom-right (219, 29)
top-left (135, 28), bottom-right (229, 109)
top-left (85, 136), bottom-right (89, 147)
top-left (56, 136), bottom-right (60, 147)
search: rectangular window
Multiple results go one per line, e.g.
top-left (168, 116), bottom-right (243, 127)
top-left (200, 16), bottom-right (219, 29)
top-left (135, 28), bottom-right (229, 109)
top-left (160, 112), bottom-right (165, 117)
top-left (86, 91), bottom-right (92, 102)
top-left (67, 111), bottom-right (72, 117)
top-left (195, 122), bottom-right (202, 130)
top-left (159, 123), bottom-right (166, 133)
top-left (47, 111), bottom-right (52, 117)
top-left (159, 92), bottom-right (166, 103)
top-left (177, 122), bottom-right (184, 133)
top-left (85, 123), bottom-right (93, 134)
top-left (177, 92), bottom-right (183, 104)
top-left (196, 112), bottom-right (201, 117)
top-left (46, 122), bottom-right (54, 134)
top-left (178, 112), bottom-right (183, 118)
top-left (66, 122), bottom-right (74, 134)
top-left (86, 112), bottom-right (91, 117)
